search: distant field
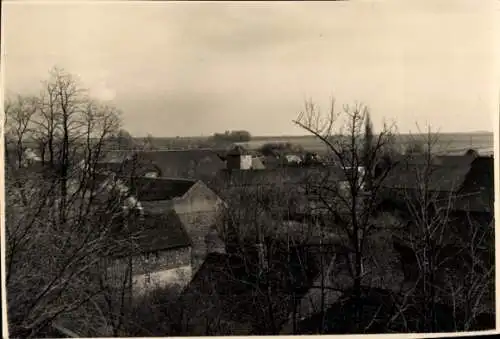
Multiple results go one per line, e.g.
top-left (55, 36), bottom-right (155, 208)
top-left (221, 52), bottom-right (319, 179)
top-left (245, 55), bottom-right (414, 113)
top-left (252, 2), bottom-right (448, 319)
top-left (143, 132), bottom-right (494, 156)
top-left (236, 133), bottom-right (494, 155)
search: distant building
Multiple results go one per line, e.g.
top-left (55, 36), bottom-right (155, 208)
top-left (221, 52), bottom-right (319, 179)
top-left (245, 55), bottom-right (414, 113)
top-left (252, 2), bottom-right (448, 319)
top-left (97, 149), bottom-right (226, 181)
top-left (464, 148), bottom-right (480, 158)
top-left (251, 156), bottom-right (266, 170)
top-left (4, 147), bottom-right (42, 169)
top-left (225, 145), bottom-right (253, 170)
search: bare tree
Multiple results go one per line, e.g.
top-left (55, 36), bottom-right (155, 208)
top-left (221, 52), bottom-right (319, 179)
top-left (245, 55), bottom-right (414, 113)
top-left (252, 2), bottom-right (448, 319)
top-left (140, 133), bottom-right (157, 151)
top-left (388, 127), bottom-right (494, 332)
top-left (292, 98), bottom-right (399, 330)
top-left (4, 67), bottom-right (144, 338)
top-left (3, 95), bottom-right (39, 170)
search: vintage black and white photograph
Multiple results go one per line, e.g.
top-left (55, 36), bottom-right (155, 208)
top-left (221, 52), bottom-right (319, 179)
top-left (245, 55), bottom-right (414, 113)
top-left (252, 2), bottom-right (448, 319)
top-left (1, 0), bottom-right (497, 337)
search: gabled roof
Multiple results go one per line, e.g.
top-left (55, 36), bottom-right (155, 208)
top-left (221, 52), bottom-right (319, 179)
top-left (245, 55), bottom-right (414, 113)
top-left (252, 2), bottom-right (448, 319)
top-left (109, 210), bottom-right (192, 257)
top-left (96, 149), bottom-right (225, 179)
top-left (381, 154), bottom-right (474, 192)
top-left (84, 174), bottom-right (198, 210)
top-left (126, 177), bottom-right (197, 201)
top-left (259, 155), bottom-right (281, 169)
top-left (135, 149), bottom-right (225, 179)
top-left (383, 164), bottom-right (471, 192)
top-left (251, 157), bottom-right (266, 170)
top-left (217, 166), bottom-right (345, 188)
top-left (175, 253), bottom-right (256, 335)
top-left (227, 144), bottom-right (250, 156)
top-left (454, 156), bottom-right (494, 213)
top-left (390, 154), bottom-right (476, 167)
top-left (433, 155), bottom-right (476, 168)
top-left (177, 245), bottom-right (324, 335)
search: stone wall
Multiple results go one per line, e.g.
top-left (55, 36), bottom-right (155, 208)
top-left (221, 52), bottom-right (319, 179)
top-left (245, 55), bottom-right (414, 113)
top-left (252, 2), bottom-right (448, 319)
top-left (105, 247), bottom-right (192, 291)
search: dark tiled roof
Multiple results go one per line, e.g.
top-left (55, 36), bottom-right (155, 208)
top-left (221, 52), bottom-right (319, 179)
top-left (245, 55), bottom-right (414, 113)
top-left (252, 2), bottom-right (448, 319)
top-left (389, 154), bottom-right (475, 167)
top-left (379, 155), bottom-right (494, 213)
top-left (126, 177), bottom-right (197, 201)
top-left (293, 287), bottom-right (482, 333)
top-left (259, 155), bottom-right (282, 169)
top-left (109, 210), bottom-right (192, 257)
top-left (177, 244), bottom-right (329, 335)
top-left (216, 166), bottom-right (345, 188)
top-left (453, 192), bottom-right (493, 213)
top-left (96, 149), bottom-right (225, 179)
top-left (433, 155), bottom-right (476, 167)
top-left (175, 253), bottom-right (256, 335)
top-left (382, 163), bottom-right (471, 192)
top-left (134, 149), bottom-right (225, 179)
top-left (96, 154), bottom-right (162, 177)
top-left (454, 156), bottom-right (494, 212)
top-left (227, 144), bottom-right (250, 156)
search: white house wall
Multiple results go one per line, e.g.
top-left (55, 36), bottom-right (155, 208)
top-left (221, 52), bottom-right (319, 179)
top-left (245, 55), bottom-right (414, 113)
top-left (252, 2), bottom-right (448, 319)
top-left (173, 181), bottom-right (225, 214)
top-left (240, 155), bottom-right (253, 170)
top-left (132, 265), bottom-right (193, 297)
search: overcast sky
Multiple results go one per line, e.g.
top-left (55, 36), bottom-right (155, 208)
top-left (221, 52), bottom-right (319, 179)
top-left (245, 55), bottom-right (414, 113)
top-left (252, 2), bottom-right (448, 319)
top-left (3, 0), bottom-right (499, 137)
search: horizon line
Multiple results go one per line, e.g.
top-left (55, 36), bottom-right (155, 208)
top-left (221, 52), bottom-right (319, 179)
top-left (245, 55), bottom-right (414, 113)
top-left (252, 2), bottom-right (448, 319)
top-left (131, 130), bottom-right (494, 139)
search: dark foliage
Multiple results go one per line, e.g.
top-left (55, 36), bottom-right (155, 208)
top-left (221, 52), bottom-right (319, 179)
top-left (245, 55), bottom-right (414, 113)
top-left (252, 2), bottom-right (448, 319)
top-left (211, 130), bottom-right (252, 143)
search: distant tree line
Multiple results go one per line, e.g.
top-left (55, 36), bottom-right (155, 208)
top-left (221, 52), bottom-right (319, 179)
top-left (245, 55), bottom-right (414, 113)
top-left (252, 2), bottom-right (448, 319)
top-left (211, 130), bottom-right (252, 143)
top-left (258, 142), bottom-right (304, 157)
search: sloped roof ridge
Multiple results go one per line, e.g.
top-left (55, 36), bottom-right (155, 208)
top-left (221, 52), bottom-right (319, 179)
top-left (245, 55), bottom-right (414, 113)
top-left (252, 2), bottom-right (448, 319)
top-left (116, 175), bottom-right (198, 183)
top-left (144, 176), bottom-right (198, 183)
top-left (138, 148), bottom-right (220, 153)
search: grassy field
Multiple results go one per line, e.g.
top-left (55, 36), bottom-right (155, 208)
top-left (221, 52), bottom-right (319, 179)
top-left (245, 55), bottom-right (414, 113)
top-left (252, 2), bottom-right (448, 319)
top-left (146, 132), bottom-right (494, 156)
top-left (238, 133), bottom-right (494, 155)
